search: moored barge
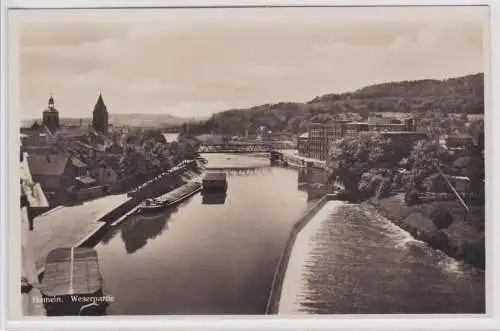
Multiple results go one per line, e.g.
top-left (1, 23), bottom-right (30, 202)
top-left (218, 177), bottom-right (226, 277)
top-left (40, 247), bottom-right (109, 316)
top-left (202, 172), bottom-right (228, 193)
top-left (136, 181), bottom-right (202, 214)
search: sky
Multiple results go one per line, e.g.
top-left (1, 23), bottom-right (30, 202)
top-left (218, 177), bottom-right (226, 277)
top-left (11, 6), bottom-right (488, 120)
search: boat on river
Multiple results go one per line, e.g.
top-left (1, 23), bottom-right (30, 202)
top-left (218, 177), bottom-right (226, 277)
top-left (137, 181), bottom-right (202, 214)
top-left (202, 172), bottom-right (228, 193)
top-left (137, 198), bottom-right (168, 213)
top-left (40, 248), bottom-right (109, 316)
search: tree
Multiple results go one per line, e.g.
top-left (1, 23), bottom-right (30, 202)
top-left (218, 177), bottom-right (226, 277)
top-left (167, 137), bottom-right (200, 164)
top-left (407, 140), bottom-right (452, 190)
top-left (119, 146), bottom-right (147, 179)
top-left (142, 138), bottom-right (173, 171)
top-left (357, 105), bottom-right (370, 120)
top-left (326, 133), bottom-right (410, 199)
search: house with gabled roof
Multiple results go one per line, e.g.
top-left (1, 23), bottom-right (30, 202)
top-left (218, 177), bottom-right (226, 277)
top-left (26, 153), bottom-right (89, 193)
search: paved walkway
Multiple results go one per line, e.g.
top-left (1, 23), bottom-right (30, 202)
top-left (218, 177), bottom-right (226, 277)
top-left (22, 193), bottom-right (129, 316)
top-left (29, 193), bottom-right (129, 271)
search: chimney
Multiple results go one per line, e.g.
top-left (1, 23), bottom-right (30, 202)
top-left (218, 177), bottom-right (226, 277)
top-left (46, 154), bottom-right (51, 163)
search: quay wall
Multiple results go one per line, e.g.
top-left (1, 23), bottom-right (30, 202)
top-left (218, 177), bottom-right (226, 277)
top-left (129, 160), bottom-right (198, 201)
top-left (97, 197), bottom-right (138, 225)
top-left (71, 162), bottom-right (200, 250)
top-left (265, 194), bottom-right (339, 314)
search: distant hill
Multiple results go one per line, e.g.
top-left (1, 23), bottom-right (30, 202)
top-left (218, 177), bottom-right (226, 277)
top-left (191, 73), bottom-right (484, 135)
top-left (108, 113), bottom-right (207, 127)
top-left (21, 113), bottom-right (206, 128)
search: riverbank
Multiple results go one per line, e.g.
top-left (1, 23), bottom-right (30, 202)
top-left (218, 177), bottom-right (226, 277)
top-left (270, 196), bottom-right (485, 314)
top-left (23, 161), bottom-right (205, 316)
top-left (28, 161), bottom-right (204, 275)
top-left (367, 194), bottom-right (485, 269)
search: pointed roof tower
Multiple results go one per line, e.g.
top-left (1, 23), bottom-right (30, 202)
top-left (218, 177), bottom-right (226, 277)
top-left (93, 93), bottom-right (108, 114)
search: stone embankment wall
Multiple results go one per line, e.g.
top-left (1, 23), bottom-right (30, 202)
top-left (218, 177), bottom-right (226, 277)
top-left (368, 195), bottom-right (485, 270)
top-left (129, 160), bottom-right (199, 201)
top-left (86, 161), bottom-right (202, 241)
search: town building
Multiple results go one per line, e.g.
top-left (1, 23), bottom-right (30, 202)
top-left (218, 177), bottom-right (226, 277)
top-left (26, 153), bottom-right (88, 195)
top-left (91, 160), bottom-right (119, 186)
top-left (343, 122), bottom-right (370, 139)
top-left (307, 121), bottom-right (349, 161)
top-left (92, 93), bottom-right (109, 135)
top-left (367, 115), bottom-right (416, 132)
top-left (42, 96), bottom-right (60, 133)
top-left (439, 134), bottom-right (475, 154)
top-left (379, 131), bottom-right (429, 145)
top-left (297, 132), bottom-right (309, 156)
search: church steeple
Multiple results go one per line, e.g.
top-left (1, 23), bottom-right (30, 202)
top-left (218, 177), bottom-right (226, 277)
top-left (42, 94), bottom-right (59, 131)
top-left (93, 93), bottom-right (107, 113)
top-left (92, 93), bottom-right (109, 134)
top-left (48, 95), bottom-right (55, 109)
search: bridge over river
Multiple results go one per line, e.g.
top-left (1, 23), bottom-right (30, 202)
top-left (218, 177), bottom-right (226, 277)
top-left (90, 153), bottom-right (484, 315)
top-left (198, 141), bottom-right (292, 153)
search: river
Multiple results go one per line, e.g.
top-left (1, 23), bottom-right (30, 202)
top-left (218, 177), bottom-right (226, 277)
top-left (278, 201), bottom-right (485, 314)
top-left (94, 154), bottom-right (485, 315)
top-left (95, 154), bottom-right (312, 314)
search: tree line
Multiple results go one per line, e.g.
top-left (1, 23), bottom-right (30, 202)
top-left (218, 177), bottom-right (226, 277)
top-left (118, 129), bottom-right (200, 180)
top-left (181, 73), bottom-right (484, 136)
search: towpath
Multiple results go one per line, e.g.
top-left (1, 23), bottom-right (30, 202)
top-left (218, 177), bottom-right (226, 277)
top-left (29, 193), bottom-right (128, 272)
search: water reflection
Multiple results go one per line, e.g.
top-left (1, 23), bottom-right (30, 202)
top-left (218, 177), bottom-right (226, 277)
top-left (297, 182), bottom-right (308, 192)
top-left (96, 164), bottom-right (310, 315)
top-left (202, 192), bottom-right (227, 205)
top-left (120, 207), bottom-right (177, 254)
top-left (297, 167), bottom-right (307, 184)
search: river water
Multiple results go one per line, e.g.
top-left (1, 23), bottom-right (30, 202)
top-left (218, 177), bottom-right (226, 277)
top-left (95, 155), bottom-right (312, 314)
top-left (94, 154), bottom-right (485, 315)
top-left (278, 201), bottom-right (485, 314)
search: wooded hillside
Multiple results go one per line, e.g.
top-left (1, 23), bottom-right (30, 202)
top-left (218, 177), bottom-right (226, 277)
top-left (189, 73), bottom-right (484, 135)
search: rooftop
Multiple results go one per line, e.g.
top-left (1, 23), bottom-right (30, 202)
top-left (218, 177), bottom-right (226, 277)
top-left (76, 175), bottom-right (96, 185)
top-left (203, 172), bottom-right (227, 180)
top-left (42, 248), bottom-right (102, 296)
top-left (27, 153), bottom-right (70, 176)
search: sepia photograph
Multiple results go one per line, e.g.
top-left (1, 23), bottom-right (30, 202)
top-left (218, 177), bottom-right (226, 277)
top-left (7, 3), bottom-right (489, 319)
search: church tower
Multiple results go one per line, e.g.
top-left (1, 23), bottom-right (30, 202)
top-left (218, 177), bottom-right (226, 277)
top-left (42, 95), bottom-right (59, 132)
top-left (92, 93), bottom-right (109, 135)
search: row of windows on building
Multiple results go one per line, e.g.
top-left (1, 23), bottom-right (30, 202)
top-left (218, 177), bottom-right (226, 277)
top-left (297, 117), bottom-right (418, 161)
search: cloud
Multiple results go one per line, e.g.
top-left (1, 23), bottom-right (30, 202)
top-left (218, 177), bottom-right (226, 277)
top-left (16, 10), bottom-right (486, 119)
top-left (22, 37), bottom-right (122, 58)
top-left (71, 70), bottom-right (109, 88)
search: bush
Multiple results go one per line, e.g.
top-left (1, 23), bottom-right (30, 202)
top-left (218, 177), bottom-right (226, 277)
top-left (462, 236), bottom-right (485, 269)
top-left (404, 188), bottom-right (421, 206)
top-left (359, 173), bottom-right (385, 198)
top-left (428, 231), bottom-right (449, 251)
top-left (375, 178), bottom-right (392, 200)
top-left (429, 208), bottom-right (454, 229)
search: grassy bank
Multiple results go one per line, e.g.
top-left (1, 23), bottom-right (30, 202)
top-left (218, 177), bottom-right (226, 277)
top-left (367, 193), bottom-right (485, 269)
